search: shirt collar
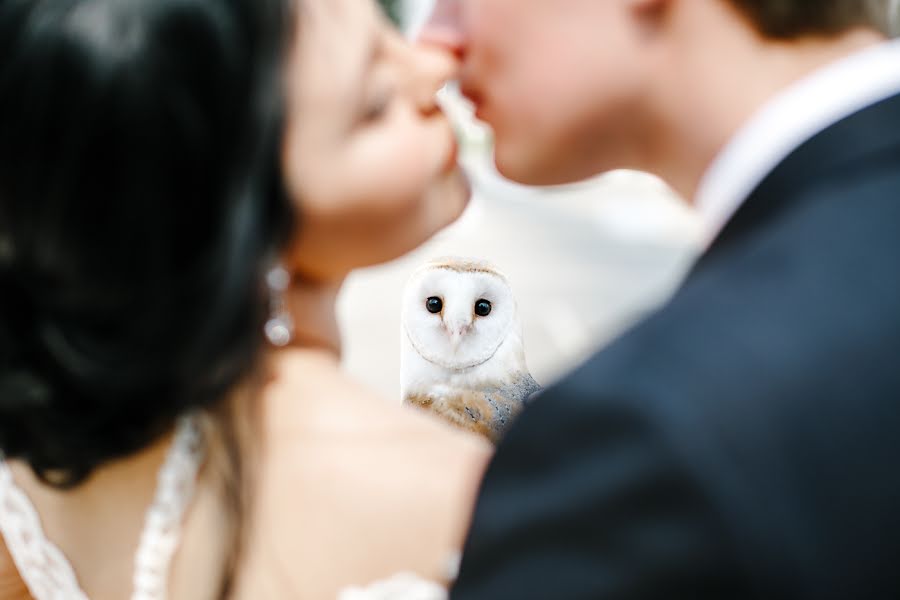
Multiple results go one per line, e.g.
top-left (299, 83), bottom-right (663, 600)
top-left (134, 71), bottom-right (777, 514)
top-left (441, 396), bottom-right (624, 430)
top-left (694, 38), bottom-right (900, 245)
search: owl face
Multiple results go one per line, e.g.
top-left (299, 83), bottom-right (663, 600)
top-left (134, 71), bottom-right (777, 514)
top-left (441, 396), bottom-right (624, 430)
top-left (403, 261), bottom-right (516, 370)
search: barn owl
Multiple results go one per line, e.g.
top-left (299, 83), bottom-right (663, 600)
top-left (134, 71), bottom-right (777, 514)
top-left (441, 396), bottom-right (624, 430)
top-left (401, 257), bottom-right (541, 443)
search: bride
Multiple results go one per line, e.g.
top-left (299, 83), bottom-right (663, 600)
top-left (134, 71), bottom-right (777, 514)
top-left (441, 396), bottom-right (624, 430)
top-left (0, 0), bottom-right (489, 598)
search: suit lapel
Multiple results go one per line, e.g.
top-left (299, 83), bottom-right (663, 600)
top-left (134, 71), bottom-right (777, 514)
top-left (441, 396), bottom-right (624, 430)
top-left (694, 92), bottom-right (900, 269)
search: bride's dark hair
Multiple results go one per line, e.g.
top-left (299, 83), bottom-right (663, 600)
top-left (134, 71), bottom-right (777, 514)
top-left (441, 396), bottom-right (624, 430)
top-left (0, 0), bottom-right (293, 487)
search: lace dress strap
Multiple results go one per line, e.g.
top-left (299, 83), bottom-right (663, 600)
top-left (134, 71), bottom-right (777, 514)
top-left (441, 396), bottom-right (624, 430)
top-left (132, 414), bottom-right (204, 600)
top-left (0, 459), bottom-right (89, 600)
top-left (0, 414), bottom-right (203, 600)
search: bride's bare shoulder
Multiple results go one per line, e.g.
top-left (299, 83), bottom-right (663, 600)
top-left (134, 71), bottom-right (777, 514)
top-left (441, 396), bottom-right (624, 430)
top-left (236, 349), bottom-right (491, 598)
top-left (260, 349), bottom-right (491, 461)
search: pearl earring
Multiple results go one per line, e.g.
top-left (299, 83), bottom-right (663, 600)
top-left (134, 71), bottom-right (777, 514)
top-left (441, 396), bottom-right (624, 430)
top-left (264, 265), bottom-right (294, 347)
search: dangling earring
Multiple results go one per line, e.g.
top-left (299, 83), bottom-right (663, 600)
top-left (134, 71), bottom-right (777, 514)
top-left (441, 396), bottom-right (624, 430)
top-left (264, 265), bottom-right (294, 347)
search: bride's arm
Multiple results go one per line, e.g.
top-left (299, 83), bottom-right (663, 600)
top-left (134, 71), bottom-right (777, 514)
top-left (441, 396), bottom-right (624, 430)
top-left (0, 539), bottom-right (30, 600)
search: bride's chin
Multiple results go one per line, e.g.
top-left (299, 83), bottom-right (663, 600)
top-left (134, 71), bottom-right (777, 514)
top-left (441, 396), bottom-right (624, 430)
top-left (442, 129), bottom-right (460, 175)
top-left (433, 165), bottom-right (471, 226)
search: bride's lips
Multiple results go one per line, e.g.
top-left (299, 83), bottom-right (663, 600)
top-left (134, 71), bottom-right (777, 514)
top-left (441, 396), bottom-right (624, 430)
top-left (448, 134), bottom-right (459, 168)
top-left (434, 95), bottom-right (462, 175)
top-left (442, 131), bottom-right (459, 174)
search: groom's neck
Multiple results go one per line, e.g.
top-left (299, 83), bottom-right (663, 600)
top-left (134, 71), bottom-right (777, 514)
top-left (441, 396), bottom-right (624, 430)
top-left (639, 2), bottom-right (885, 201)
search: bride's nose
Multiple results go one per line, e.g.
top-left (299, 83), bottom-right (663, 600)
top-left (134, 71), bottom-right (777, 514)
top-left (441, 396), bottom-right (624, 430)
top-left (417, 0), bottom-right (466, 59)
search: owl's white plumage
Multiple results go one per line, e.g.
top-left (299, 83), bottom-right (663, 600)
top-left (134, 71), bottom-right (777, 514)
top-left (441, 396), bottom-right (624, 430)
top-left (401, 257), bottom-right (540, 442)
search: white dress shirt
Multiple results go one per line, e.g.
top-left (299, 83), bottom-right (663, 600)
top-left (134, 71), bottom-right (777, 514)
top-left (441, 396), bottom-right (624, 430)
top-left (694, 38), bottom-right (900, 244)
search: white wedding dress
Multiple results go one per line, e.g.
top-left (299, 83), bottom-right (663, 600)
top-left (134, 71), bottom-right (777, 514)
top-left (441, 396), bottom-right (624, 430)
top-left (0, 415), bottom-right (451, 600)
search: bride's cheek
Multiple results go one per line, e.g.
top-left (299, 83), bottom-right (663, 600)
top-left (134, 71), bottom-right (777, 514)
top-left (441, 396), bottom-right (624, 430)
top-left (356, 142), bottom-right (436, 210)
top-left (383, 112), bottom-right (451, 178)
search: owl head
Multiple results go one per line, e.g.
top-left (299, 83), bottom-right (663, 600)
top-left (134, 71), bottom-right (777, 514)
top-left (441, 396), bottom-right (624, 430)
top-left (402, 257), bottom-right (519, 371)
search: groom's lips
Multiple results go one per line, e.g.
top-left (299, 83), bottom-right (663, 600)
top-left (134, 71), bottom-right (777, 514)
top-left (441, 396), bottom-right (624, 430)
top-left (460, 84), bottom-right (487, 120)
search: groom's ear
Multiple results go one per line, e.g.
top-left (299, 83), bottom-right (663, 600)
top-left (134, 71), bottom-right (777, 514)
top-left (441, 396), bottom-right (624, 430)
top-left (627, 0), bottom-right (674, 31)
top-left (628, 0), bottom-right (671, 12)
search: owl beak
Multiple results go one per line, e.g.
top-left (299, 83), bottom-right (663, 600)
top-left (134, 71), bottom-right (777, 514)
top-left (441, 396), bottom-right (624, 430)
top-left (445, 323), bottom-right (470, 351)
top-left (449, 330), bottom-right (464, 350)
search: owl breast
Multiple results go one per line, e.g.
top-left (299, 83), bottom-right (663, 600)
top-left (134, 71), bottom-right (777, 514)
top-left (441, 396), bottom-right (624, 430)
top-left (405, 374), bottom-right (541, 443)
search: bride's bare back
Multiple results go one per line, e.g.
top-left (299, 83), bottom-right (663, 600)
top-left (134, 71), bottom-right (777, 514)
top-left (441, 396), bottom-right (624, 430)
top-left (233, 349), bottom-right (490, 598)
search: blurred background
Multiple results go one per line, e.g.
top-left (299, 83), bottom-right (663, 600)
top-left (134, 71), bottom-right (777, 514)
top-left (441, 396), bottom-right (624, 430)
top-left (338, 0), bottom-right (706, 400)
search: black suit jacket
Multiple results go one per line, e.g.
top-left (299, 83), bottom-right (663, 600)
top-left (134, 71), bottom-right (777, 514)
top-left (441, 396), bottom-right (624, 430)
top-left (451, 93), bottom-right (900, 599)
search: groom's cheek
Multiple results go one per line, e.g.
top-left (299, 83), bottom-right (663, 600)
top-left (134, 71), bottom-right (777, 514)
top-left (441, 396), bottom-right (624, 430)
top-left (459, 0), bottom-right (655, 185)
top-left (456, 0), bottom-right (560, 175)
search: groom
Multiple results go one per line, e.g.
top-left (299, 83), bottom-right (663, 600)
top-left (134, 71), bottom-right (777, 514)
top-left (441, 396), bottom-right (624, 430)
top-left (422, 1), bottom-right (900, 598)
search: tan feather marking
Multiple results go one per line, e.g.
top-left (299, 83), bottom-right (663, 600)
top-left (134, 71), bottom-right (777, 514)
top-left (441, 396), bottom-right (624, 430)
top-left (404, 391), bottom-right (499, 444)
top-left (405, 393), bottom-right (432, 407)
top-left (423, 257), bottom-right (508, 281)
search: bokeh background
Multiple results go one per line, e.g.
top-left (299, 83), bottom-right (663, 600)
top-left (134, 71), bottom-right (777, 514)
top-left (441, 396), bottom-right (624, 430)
top-left (339, 0), bottom-right (706, 400)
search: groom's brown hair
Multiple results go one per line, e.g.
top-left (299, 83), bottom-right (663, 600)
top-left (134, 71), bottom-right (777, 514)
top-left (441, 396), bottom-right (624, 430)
top-left (727, 0), bottom-right (895, 38)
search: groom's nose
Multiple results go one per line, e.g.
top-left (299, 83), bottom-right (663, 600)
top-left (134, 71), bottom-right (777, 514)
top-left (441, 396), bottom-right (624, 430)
top-left (417, 0), bottom-right (466, 59)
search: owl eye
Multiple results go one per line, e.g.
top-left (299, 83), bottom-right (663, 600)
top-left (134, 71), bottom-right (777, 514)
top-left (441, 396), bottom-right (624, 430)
top-left (474, 299), bottom-right (492, 317)
top-left (426, 297), bottom-right (443, 314)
